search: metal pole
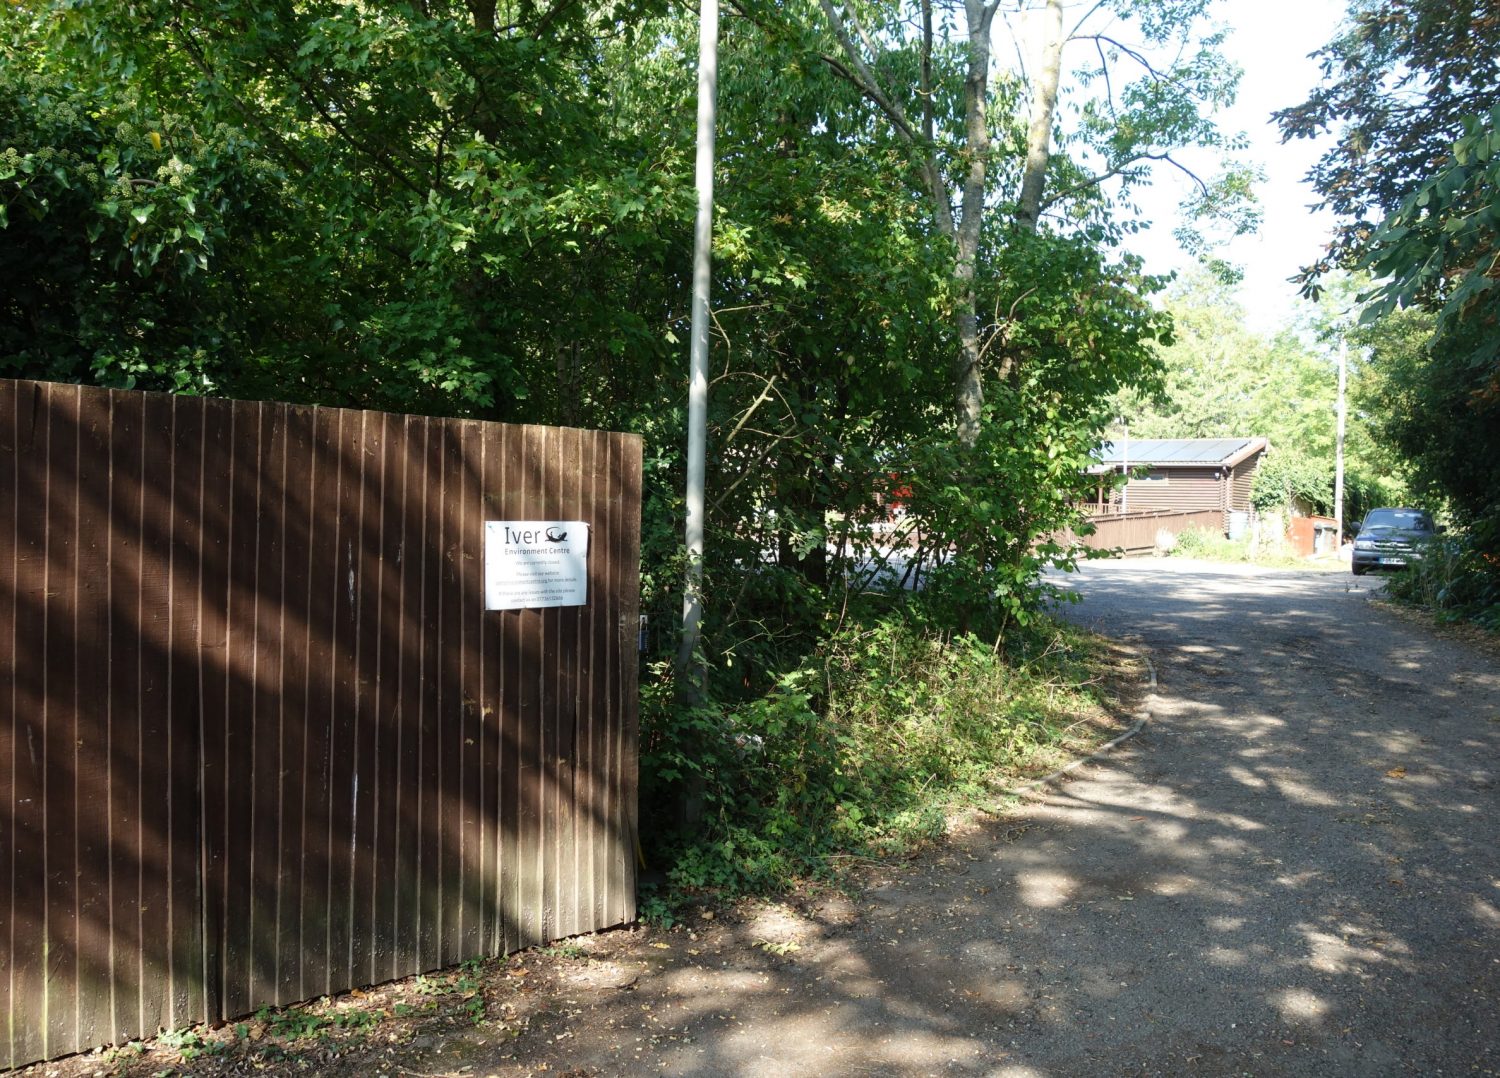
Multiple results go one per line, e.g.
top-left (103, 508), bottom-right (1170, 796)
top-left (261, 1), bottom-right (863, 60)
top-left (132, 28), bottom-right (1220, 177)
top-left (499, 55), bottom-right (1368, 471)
top-left (1335, 337), bottom-right (1347, 544)
top-left (677, 0), bottom-right (718, 700)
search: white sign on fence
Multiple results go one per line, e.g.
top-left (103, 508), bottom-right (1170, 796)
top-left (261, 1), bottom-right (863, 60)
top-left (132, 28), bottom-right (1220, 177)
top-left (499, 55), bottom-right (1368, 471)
top-left (484, 520), bottom-right (590, 610)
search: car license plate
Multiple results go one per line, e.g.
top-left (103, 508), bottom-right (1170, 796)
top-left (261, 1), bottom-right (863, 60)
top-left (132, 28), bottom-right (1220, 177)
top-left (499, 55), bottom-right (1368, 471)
top-left (1380, 557), bottom-right (1406, 566)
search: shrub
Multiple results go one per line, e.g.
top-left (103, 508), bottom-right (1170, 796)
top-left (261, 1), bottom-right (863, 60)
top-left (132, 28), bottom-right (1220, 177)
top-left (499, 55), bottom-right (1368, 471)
top-left (639, 613), bottom-right (1115, 898)
top-left (1171, 526), bottom-right (1242, 560)
top-left (1385, 526), bottom-right (1500, 630)
top-left (1252, 448), bottom-right (1332, 515)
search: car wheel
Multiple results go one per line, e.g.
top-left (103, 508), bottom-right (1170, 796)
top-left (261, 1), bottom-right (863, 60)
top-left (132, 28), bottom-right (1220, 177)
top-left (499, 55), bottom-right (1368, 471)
top-left (1352, 563), bottom-right (1368, 576)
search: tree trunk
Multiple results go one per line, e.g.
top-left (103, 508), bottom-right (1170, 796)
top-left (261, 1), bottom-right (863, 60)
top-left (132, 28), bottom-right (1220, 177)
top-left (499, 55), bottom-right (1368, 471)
top-left (952, 0), bottom-right (997, 445)
top-left (954, 302), bottom-right (984, 442)
top-left (1016, 0), bottom-right (1065, 233)
top-left (818, 0), bottom-right (997, 443)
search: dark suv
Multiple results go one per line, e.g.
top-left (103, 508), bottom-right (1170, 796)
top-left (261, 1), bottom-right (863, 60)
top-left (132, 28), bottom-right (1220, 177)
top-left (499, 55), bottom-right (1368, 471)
top-left (1351, 507), bottom-right (1437, 576)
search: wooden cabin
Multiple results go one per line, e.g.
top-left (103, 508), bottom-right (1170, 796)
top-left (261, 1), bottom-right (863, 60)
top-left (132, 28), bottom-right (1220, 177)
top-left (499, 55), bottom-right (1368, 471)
top-left (1088, 437), bottom-right (1269, 534)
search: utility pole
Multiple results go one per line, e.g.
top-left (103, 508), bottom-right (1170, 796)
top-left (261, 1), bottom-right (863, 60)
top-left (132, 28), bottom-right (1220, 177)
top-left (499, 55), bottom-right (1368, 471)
top-left (1335, 337), bottom-right (1347, 544)
top-left (677, 0), bottom-right (718, 701)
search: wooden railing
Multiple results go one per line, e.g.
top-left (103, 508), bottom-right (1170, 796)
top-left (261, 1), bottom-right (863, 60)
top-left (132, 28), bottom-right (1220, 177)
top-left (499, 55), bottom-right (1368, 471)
top-left (1065, 508), bottom-right (1226, 556)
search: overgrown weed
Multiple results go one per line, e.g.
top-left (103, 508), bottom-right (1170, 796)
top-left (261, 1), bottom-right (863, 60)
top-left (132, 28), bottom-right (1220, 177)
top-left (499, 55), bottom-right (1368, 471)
top-left (1170, 527), bottom-right (1331, 569)
top-left (1384, 531), bottom-right (1500, 630)
top-left (640, 611), bottom-right (1129, 904)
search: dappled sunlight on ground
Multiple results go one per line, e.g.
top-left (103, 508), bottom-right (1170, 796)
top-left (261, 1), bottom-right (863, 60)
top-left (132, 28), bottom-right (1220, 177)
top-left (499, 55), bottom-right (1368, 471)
top-left (1271, 987), bottom-right (1330, 1022)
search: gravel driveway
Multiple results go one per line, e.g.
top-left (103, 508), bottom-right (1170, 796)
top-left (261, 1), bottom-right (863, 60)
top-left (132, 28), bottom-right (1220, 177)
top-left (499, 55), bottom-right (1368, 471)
top-left (469, 557), bottom-right (1498, 1077)
top-left (1029, 557), bottom-right (1500, 1075)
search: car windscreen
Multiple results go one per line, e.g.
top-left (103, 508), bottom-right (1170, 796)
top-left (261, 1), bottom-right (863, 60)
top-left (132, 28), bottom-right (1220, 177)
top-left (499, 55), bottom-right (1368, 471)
top-left (1363, 510), bottom-right (1431, 531)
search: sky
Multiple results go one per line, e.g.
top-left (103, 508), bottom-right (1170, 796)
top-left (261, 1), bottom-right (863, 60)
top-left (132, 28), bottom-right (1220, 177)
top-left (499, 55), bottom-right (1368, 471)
top-left (1118, 0), bottom-right (1349, 333)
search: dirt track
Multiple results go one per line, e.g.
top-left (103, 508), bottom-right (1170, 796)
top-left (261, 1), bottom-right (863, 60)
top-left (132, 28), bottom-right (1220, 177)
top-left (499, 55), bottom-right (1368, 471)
top-left (26, 558), bottom-right (1500, 1077)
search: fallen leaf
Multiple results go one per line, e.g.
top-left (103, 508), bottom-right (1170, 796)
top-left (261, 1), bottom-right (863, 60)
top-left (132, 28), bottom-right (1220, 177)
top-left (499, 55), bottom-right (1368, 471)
top-left (755, 939), bottom-right (801, 956)
top-left (1385, 766), bottom-right (1407, 779)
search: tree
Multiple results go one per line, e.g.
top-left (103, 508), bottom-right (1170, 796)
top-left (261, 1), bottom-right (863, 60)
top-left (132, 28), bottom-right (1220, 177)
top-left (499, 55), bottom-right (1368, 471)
top-left (3, 0), bottom-right (686, 417)
top-left (1116, 273), bottom-right (1331, 445)
top-left (811, 0), bottom-right (1252, 442)
top-left (1354, 112), bottom-right (1499, 528)
top-left (1282, 2), bottom-right (1498, 539)
top-left (1112, 271), bottom-right (1404, 520)
top-left (1275, 0), bottom-right (1500, 288)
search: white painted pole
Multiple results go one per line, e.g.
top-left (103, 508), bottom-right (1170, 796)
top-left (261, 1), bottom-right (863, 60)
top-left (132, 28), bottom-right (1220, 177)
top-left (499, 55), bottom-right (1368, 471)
top-left (678, 0), bottom-right (718, 699)
top-left (1335, 336), bottom-right (1347, 544)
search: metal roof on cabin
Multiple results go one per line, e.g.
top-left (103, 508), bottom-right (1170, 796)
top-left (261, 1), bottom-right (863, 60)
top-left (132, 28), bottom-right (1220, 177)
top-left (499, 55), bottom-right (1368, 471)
top-left (1095, 438), bottom-right (1260, 466)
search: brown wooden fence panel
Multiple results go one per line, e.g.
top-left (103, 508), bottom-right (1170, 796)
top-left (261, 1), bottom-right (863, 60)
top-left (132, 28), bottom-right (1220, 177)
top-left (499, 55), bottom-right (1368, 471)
top-left (0, 379), bottom-right (642, 1068)
top-left (1066, 508), bottom-right (1227, 555)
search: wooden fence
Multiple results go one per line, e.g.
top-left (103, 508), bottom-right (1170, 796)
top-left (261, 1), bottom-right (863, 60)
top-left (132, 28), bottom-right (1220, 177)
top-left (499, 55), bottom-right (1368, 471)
top-left (1069, 508), bottom-right (1226, 556)
top-left (0, 379), bottom-right (642, 1068)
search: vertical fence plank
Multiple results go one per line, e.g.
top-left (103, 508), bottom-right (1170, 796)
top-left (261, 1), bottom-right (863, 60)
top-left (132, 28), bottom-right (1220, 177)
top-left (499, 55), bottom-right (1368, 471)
top-left (165, 396), bottom-right (207, 1030)
top-left (583, 430), bottom-right (605, 935)
top-left (596, 433), bottom-right (619, 927)
top-left (194, 397), bottom-right (233, 1024)
top-left (516, 426), bottom-right (544, 949)
top-left (616, 434), bottom-right (643, 928)
top-left (249, 404), bottom-right (288, 1011)
top-left (478, 422), bottom-right (505, 956)
top-left (350, 410), bottom-right (379, 986)
top-left (601, 430), bottom-right (632, 928)
top-left (473, 425), bottom-right (495, 958)
top-left (3, 380), bottom-right (46, 1068)
top-left (417, 416), bottom-right (442, 973)
top-left (494, 423), bottom-right (522, 956)
top-left (456, 421), bottom-right (481, 959)
top-left (0, 382), bottom-right (15, 1064)
top-left (218, 400), bottom-right (257, 1020)
top-left (392, 415), bottom-right (422, 981)
top-left (553, 427), bottom-right (579, 940)
top-left (135, 390), bottom-right (177, 1036)
top-left (41, 384), bottom-right (80, 1055)
top-left (275, 405), bottom-right (313, 1004)
top-left (372, 411), bottom-right (402, 983)
top-left (539, 429), bottom-right (562, 943)
top-left (73, 387), bottom-right (115, 1048)
top-left (301, 405), bottom-right (342, 1000)
top-left (435, 420), bottom-right (460, 966)
top-left (329, 409), bottom-right (361, 995)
